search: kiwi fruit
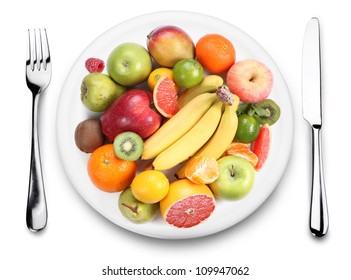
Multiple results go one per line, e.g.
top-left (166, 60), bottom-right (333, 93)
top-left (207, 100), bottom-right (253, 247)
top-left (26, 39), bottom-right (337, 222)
top-left (75, 119), bottom-right (105, 153)
top-left (253, 99), bottom-right (281, 125)
top-left (113, 131), bottom-right (143, 161)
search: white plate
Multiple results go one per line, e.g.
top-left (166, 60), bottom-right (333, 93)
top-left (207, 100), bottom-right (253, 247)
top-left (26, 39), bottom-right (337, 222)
top-left (56, 11), bottom-right (294, 239)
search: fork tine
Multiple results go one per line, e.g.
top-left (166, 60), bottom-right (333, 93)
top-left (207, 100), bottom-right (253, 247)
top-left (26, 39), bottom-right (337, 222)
top-left (26, 29), bottom-right (51, 72)
top-left (38, 29), bottom-right (43, 71)
top-left (32, 29), bottom-right (38, 70)
top-left (42, 29), bottom-right (51, 70)
top-left (26, 29), bottom-right (32, 70)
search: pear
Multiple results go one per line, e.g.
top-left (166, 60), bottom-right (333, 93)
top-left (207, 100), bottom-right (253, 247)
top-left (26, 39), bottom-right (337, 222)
top-left (118, 188), bottom-right (158, 224)
top-left (80, 73), bottom-right (126, 112)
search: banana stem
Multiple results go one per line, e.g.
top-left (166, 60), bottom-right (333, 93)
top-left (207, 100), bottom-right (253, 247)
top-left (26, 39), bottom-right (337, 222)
top-left (217, 85), bottom-right (234, 105)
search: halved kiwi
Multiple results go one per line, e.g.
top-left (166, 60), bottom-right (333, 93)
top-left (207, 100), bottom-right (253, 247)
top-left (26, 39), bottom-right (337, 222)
top-left (253, 99), bottom-right (281, 125)
top-left (113, 131), bottom-right (144, 161)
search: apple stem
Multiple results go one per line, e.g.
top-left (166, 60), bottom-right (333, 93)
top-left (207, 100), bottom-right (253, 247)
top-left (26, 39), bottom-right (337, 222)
top-left (121, 202), bottom-right (138, 214)
top-left (216, 85), bottom-right (234, 105)
top-left (230, 165), bottom-right (236, 177)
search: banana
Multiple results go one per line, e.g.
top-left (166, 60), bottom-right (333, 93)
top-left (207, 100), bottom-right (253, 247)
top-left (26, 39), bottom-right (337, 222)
top-left (153, 101), bottom-right (223, 171)
top-left (176, 95), bottom-right (240, 178)
top-left (142, 93), bottom-right (218, 160)
top-left (177, 75), bottom-right (223, 109)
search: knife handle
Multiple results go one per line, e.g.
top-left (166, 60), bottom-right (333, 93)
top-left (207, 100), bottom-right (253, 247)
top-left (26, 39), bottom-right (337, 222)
top-left (309, 125), bottom-right (329, 237)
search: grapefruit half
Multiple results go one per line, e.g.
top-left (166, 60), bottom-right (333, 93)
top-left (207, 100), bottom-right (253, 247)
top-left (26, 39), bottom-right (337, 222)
top-left (153, 76), bottom-right (179, 118)
top-left (160, 179), bottom-right (215, 228)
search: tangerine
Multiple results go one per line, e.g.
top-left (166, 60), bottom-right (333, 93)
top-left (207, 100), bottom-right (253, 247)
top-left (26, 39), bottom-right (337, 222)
top-left (160, 179), bottom-right (215, 228)
top-left (87, 144), bottom-right (137, 192)
top-left (148, 67), bottom-right (175, 91)
top-left (184, 156), bottom-right (219, 184)
top-left (225, 142), bottom-right (258, 168)
top-left (195, 34), bottom-right (236, 74)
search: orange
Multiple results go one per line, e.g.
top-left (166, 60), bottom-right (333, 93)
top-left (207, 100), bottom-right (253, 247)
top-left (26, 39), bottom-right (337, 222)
top-left (131, 170), bottom-right (169, 203)
top-left (225, 142), bottom-right (258, 168)
top-left (87, 144), bottom-right (137, 192)
top-left (184, 156), bottom-right (219, 184)
top-left (160, 179), bottom-right (215, 228)
top-left (147, 67), bottom-right (176, 91)
top-left (195, 34), bottom-right (236, 74)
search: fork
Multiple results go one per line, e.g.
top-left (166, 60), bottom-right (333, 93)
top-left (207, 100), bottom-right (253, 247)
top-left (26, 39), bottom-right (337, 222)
top-left (25, 29), bottom-right (52, 232)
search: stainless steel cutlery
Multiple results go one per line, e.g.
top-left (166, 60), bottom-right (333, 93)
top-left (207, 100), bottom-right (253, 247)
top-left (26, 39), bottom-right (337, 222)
top-left (25, 29), bottom-right (52, 232)
top-left (302, 18), bottom-right (329, 237)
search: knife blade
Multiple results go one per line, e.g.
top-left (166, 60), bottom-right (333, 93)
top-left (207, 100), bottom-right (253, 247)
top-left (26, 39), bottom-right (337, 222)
top-left (302, 17), bottom-right (329, 237)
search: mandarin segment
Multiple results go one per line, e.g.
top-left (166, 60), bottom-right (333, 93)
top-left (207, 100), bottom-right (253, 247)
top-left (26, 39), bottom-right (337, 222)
top-left (184, 156), bottom-right (219, 184)
top-left (225, 142), bottom-right (258, 168)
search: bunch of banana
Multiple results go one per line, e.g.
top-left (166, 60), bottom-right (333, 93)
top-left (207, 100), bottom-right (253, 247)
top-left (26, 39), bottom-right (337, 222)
top-left (177, 75), bottom-right (223, 109)
top-left (176, 94), bottom-right (240, 178)
top-left (142, 92), bottom-right (218, 160)
top-left (152, 101), bottom-right (224, 170)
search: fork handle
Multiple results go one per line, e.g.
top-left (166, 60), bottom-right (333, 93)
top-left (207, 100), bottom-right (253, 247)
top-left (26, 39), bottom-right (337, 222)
top-left (26, 94), bottom-right (47, 232)
top-left (309, 125), bottom-right (328, 237)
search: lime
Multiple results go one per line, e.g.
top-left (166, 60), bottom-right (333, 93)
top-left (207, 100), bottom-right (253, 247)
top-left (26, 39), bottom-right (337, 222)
top-left (235, 114), bottom-right (260, 143)
top-left (173, 59), bottom-right (204, 88)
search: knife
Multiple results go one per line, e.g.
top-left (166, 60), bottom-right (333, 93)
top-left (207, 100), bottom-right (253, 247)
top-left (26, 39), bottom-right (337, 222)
top-left (302, 17), bottom-right (329, 237)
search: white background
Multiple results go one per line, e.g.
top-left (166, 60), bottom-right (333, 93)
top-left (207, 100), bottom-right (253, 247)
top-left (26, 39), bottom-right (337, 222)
top-left (1, 0), bottom-right (350, 279)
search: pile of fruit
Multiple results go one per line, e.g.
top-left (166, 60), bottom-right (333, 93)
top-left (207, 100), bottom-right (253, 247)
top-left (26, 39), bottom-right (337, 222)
top-left (74, 25), bottom-right (281, 228)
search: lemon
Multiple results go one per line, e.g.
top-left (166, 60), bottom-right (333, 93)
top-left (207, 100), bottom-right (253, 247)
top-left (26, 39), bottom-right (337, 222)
top-left (131, 170), bottom-right (169, 203)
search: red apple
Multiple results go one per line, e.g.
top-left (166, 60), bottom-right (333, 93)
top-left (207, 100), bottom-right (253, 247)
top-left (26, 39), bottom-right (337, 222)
top-left (147, 25), bottom-right (195, 68)
top-left (226, 59), bottom-right (273, 103)
top-left (100, 89), bottom-right (162, 141)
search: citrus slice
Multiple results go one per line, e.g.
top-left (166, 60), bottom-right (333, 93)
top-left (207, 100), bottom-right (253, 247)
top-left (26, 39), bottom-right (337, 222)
top-left (184, 156), bottom-right (219, 184)
top-left (225, 142), bottom-right (258, 168)
top-left (160, 179), bottom-right (215, 228)
top-left (153, 76), bottom-right (179, 118)
top-left (252, 124), bottom-right (271, 171)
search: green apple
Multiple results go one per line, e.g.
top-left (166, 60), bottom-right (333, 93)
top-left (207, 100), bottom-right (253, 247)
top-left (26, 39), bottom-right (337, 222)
top-left (107, 42), bottom-right (152, 87)
top-left (80, 73), bottom-right (126, 112)
top-left (210, 156), bottom-right (255, 200)
top-left (118, 187), bottom-right (158, 224)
